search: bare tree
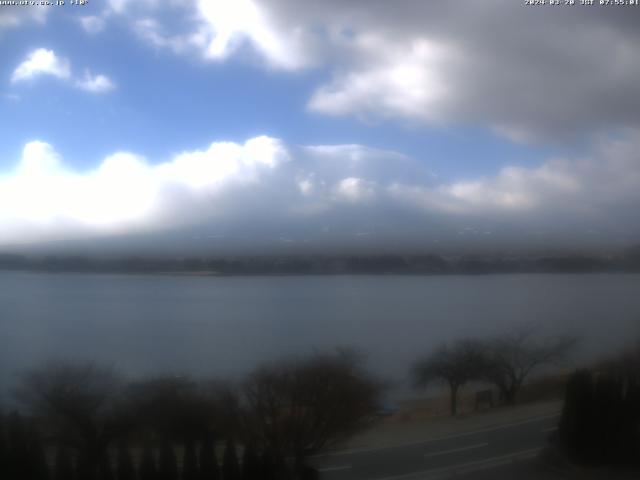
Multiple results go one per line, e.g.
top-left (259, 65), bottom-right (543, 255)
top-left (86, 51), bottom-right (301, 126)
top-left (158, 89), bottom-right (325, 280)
top-left (240, 350), bottom-right (381, 476)
top-left (482, 325), bottom-right (577, 405)
top-left (412, 339), bottom-right (486, 416)
top-left (18, 362), bottom-right (129, 480)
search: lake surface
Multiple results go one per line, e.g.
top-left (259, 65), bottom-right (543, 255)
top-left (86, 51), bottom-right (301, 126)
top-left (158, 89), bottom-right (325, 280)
top-left (1, 272), bottom-right (639, 398)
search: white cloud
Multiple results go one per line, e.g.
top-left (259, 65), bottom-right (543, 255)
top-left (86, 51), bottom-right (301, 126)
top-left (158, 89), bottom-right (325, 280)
top-left (390, 133), bottom-right (640, 229)
top-left (128, 0), bottom-right (310, 69)
top-left (334, 177), bottom-right (376, 203)
top-left (0, 5), bottom-right (48, 29)
top-left (308, 36), bottom-right (452, 124)
top-left (1, 133), bottom-right (640, 248)
top-left (0, 136), bottom-right (295, 243)
top-left (75, 71), bottom-right (116, 93)
top-left (133, 18), bottom-right (200, 54)
top-left (11, 49), bottom-right (71, 83)
top-left (194, 0), bottom-right (309, 69)
top-left (79, 15), bottom-right (106, 34)
top-left (106, 0), bottom-right (161, 14)
top-left (10, 49), bottom-right (115, 94)
top-left (107, 0), bottom-right (136, 14)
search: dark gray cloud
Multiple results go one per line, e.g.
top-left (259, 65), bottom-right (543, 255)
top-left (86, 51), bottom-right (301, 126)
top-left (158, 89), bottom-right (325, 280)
top-left (290, 1), bottom-right (640, 141)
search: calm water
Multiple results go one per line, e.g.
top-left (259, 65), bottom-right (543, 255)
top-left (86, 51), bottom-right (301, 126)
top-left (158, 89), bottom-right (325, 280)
top-left (1, 272), bottom-right (640, 397)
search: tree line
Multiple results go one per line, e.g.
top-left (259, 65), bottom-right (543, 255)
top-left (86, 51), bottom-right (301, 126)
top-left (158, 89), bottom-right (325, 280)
top-left (2, 250), bottom-right (640, 275)
top-left (0, 351), bottom-right (381, 480)
top-left (10, 325), bottom-right (634, 478)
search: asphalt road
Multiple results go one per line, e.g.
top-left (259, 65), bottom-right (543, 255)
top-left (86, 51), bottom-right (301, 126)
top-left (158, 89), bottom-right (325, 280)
top-left (312, 413), bottom-right (560, 480)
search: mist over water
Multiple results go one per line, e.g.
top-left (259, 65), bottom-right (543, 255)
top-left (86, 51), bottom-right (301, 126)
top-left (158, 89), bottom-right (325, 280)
top-left (1, 271), bottom-right (639, 400)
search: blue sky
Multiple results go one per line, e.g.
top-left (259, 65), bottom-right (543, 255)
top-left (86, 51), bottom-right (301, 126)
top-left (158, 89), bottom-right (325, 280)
top-left (1, 3), bottom-right (556, 180)
top-left (1, 1), bottom-right (639, 251)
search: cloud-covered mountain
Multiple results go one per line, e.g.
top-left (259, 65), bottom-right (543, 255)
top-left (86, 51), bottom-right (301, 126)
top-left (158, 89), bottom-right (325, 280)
top-left (2, 131), bottom-right (640, 253)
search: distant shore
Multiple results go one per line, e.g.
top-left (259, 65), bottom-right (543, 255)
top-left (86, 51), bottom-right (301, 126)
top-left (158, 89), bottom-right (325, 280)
top-left (1, 251), bottom-right (640, 276)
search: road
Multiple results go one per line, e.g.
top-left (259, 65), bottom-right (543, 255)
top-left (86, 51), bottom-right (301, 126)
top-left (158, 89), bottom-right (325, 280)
top-left (312, 413), bottom-right (560, 480)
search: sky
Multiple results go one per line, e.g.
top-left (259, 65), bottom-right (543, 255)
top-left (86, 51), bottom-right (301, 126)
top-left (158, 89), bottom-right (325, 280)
top-left (1, 0), bottom-right (640, 254)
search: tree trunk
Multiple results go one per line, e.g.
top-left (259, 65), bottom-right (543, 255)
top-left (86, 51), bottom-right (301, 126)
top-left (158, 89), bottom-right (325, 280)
top-left (502, 380), bottom-right (521, 405)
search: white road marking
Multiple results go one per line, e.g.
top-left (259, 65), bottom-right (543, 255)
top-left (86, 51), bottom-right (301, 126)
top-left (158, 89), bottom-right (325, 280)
top-left (318, 465), bottom-right (352, 472)
top-left (312, 412), bottom-right (559, 458)
top-left (371, 447), bottom-right (542, 480)
top-left (541, 426), bottom-right (557, 433)
top-left (424, 442), bottom-right (488, 458)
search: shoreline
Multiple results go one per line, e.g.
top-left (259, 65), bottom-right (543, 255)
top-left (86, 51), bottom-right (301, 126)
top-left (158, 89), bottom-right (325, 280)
top-left (1, 268), bottom-right (640, 277)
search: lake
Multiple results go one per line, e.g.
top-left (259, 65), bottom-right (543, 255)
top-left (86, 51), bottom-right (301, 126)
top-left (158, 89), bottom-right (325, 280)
top-left (1, 272), bottom-right (639, 398)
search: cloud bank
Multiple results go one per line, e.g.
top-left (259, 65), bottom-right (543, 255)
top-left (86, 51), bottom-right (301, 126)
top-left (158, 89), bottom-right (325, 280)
top-left (92, 0), bottom-right (640, 142)
top-left (1, 133), bottom-right (640, 250)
